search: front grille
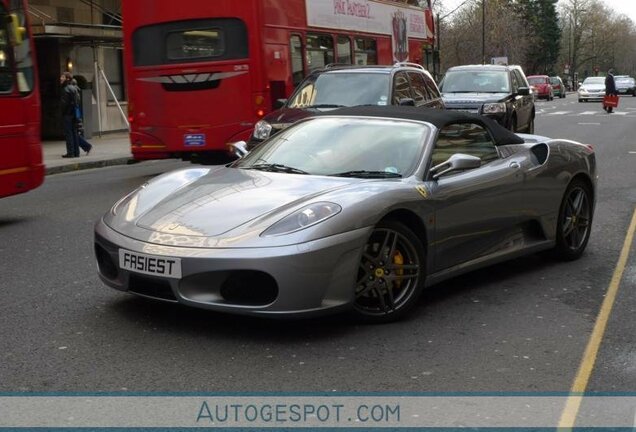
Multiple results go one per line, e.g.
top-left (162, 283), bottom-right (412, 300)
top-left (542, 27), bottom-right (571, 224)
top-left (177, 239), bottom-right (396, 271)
top-left (220, 271), bottom-right (278, 306)
top-left (95, 243), bottom-right (118, 281)
top-left (129, 274), bottom-right (177, 301)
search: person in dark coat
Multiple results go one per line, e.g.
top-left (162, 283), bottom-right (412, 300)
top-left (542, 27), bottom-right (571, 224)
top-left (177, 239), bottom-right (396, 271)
top-left (70, 78), bottom-right (92, 155)
top-left (604, 68), bottom-right (617, 113)
top-left (60, 72), bottom-right (79, 157)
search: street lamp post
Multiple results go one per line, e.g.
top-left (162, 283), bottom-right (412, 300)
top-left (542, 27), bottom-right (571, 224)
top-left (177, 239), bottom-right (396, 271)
top-left (482, 0), bottom-right (486, 64)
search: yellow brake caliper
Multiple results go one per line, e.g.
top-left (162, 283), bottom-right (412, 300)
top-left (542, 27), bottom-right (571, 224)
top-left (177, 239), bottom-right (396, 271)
top-left (393, 251), bottom-right (404, 289)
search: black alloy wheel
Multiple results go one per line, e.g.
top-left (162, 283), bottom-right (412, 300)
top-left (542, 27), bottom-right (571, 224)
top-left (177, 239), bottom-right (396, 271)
top-left (354, 220), bottom-right (425, 323)
top-left (552, 179), bottom-right (593, 261)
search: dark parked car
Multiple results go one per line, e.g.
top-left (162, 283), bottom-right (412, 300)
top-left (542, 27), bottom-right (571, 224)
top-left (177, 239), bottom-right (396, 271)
top-left (550, 76), bottom-right (566, 98)
top-left (615, 76), bottom-right (636, 96)
top-left (440, 64), bottom-right (535, 133)
top-left (248, 63), bottom-right (444, 149)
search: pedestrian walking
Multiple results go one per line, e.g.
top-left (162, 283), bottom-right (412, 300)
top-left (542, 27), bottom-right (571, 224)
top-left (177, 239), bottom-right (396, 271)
top-left (71, 78), bottom-right (93, 155)
top-left (603, 68), bottom-right (618, 113)
top-left (60, 72), bottom-right (79, 158)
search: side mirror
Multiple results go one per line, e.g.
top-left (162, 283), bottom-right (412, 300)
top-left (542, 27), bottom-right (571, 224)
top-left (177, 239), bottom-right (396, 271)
top-left (274, 99), bottom-right (287, 109)
top-left (431, 153), bottom-right (482, 179)
top-left (517, 87), bottom-right (530, 96)
top-left (399, 98), bottom-right (415, 106)
top-left (229, 141), bottom-right (248, 159)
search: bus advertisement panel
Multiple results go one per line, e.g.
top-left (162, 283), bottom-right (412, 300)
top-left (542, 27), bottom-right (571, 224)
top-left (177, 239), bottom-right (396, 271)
top-left (0, 0), bottom-right (43, 198)
top-left (123, 0), bottom-right (434, 161)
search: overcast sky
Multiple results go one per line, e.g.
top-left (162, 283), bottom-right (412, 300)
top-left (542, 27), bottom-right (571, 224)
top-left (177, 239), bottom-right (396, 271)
top-left (439, 0), bottom-right (636, 23)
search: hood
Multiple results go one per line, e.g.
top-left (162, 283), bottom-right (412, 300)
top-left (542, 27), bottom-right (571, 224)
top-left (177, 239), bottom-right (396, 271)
top-left (442, 92), bottom-right (509, 106)
top-left (110, 167), bottom-right (356, 238)
top-left (580, 83), bottom-right (605, 91)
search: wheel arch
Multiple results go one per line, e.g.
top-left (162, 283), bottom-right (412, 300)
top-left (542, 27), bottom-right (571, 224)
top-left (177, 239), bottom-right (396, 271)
top-left (570, 172), bottom-right (595, 202)
top-left (379, 209), bottom-right (429, 254)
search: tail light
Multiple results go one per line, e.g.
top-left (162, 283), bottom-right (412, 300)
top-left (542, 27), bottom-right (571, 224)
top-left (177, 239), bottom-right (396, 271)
top-left (254, 94), bottom-right (266, 118)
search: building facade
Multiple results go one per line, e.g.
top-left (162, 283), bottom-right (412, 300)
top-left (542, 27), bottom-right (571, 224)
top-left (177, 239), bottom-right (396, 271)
top-left (29, 0), bottom-right (125, 138)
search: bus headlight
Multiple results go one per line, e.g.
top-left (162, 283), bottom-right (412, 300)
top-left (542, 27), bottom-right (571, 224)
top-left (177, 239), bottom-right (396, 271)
top-left (253, 120), bottom-right (272, 140)
top-left (482, 103), bottom-right (506, 114)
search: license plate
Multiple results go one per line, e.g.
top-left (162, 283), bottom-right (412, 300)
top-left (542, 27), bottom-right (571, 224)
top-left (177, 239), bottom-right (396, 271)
top-left (119, 249), bottom-right (182, 279)
top-left (184, 133), bottom-right (206, 147)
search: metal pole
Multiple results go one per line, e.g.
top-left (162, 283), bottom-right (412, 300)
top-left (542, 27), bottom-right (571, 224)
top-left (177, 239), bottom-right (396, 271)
top-left (436, 13), bottom-right (441, 80)
top-left (482, 0), bottom-right (486, 64)
top-left (94, 59), bottom-right (102, 137)
top-left (98, 64), bottom-right (130, 129)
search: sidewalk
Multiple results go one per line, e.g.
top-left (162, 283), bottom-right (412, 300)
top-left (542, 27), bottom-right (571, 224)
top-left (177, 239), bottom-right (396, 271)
top-left (43, 132), bottom-right (133, 175)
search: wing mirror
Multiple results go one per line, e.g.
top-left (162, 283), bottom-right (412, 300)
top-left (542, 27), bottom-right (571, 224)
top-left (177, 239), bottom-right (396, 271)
top-left (229, 141), bottom-right (248, 159)
top-left (517, 86), bottom-right (530, 96)
top-left (399, 98), bottom-right (415, 106)
top-left (274, 99), bottom-right (287, 109)
top-left (431, 153), bottom-right (482, 179)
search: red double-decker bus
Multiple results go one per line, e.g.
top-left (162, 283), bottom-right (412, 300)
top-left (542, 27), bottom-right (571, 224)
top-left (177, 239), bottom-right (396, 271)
top-left (123, 0), bottom-right (435, 161)
top-left (0, 0), bottom-right (42, 198)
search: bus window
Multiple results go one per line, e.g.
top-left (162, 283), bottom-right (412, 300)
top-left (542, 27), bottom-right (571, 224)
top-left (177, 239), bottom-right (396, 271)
top-left (9, 10), bottom-right (34, 94)
top-left (167, 28), bottom-right (224, 60)
top-left (354, 38), bottom-right (377, 65)
top-left (306, 33), bottom-right (334, 71)
top-left (133, 18), bottom-right (248, 66)
top-left (337, 35), bottom-right (352, 64)
top-left (290, 34), bottom-right (304, 86)
top-left (0, 9), bottom-right (13, 93)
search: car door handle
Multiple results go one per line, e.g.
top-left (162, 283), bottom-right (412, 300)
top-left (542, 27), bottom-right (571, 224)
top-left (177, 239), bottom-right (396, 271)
top-left (509, 161), bottom-right (521, 169)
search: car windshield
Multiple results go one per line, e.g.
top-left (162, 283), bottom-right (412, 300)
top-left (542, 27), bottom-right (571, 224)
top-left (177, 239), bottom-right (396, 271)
top-left (233, 117), bottom-right (429, 177)
top-left (616, 78), bottom-right (634, 84)
top-left (440, 70), bottom-right (510, 93)
top-left (287, 73), bottom-right (390, 108)
top-left (549, 78), bottom-right (561, 85)
top-left (528, 77), bottom-right (549, 85)
top-left (583, 77), bottom-right (604, 85)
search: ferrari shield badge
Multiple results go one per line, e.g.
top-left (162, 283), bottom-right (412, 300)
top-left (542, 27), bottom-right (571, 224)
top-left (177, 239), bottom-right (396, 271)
top-left (415, 185), bottom-right (429, 199)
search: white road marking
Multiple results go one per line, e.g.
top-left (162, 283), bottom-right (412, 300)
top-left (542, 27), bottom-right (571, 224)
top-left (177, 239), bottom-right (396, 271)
top-left (546, 111), bottom-right (571, 115)
top-left (579, 111), bottom-right (598, 115)
top-left (578, 123), bottom-right (601, 125)
top-left (612, 112), bottom-right (628, 115)
top-left (629, 151), bottom-right (636, 154)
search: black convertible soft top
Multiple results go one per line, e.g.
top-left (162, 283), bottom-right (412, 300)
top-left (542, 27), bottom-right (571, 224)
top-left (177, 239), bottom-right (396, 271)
top-left (318, 105), bottom-right (525, 146)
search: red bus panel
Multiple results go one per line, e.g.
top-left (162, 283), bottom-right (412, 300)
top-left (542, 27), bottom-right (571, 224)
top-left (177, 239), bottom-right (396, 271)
top-left (0, 0), bottom-right (43, 198)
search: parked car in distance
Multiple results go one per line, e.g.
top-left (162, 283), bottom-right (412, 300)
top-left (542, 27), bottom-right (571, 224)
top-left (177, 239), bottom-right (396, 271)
top-left (615, 76), bottom-right (636, 96)
top-left (439, 64), bottom-right (535, 133)
top-left (578, 76), bottom-right (605, 102)
top-left (527, 75), bottom-right (554, 100)
top-left (550, 76), bottom-right (566, 98)
top-left (247, 63), bottom-right (444, 149)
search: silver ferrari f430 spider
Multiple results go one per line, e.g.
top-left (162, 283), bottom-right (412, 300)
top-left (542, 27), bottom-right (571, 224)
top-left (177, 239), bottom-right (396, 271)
top-left (95, 106), bottom-right (596, 322)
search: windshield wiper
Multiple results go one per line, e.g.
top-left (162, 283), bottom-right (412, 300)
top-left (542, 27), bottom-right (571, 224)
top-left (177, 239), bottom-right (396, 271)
top-left (304, 104), bottom-right (346, 108)
top-left (330, 170), bottom-right (402, 178)
top-left (248, 163), bottom-right (309, 175)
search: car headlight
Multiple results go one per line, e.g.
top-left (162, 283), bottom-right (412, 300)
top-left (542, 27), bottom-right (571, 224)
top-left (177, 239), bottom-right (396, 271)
top-left (579, 88), bottom-right (588, 94)
top-left (253, 120), bottom-right (272, 140)
top-left (261, 202), bottom-right (342, 237)
top-left (482, 102), bottom-right (506, 114)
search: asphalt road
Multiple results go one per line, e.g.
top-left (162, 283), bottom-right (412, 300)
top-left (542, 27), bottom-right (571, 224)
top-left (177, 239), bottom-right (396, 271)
top-left (0, 96), bottom-right (634, 394)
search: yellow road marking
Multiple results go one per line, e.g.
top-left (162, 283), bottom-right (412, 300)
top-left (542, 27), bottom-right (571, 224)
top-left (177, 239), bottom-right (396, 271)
top-left (558, 207), bottom-right (636, 429)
